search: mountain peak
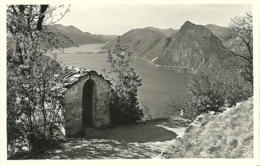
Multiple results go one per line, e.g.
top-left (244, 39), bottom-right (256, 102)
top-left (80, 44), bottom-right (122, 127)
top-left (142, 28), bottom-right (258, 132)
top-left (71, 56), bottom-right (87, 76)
top-left (179, 20), bottom-right (197, 33)
top-left (184, 20), bottom-right (195, 26)
top-left (181, 20), bottom-right (195, 29)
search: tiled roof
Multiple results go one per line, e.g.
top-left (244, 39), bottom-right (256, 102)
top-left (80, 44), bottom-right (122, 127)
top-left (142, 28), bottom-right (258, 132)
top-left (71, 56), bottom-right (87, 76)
top-left (54, 66), bottom-right (111, 94)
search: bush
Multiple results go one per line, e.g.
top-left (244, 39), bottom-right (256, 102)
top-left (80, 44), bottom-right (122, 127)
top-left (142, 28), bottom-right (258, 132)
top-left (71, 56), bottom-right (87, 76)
top-left (103, 37), bottom-right (144, 125)
top-left (7, 54), bottom-right (65, 155)
top-left (169, 69), bottom-right (252, 120)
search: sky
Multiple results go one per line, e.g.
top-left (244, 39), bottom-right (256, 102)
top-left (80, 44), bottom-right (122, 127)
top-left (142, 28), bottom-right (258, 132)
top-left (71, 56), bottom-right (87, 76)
top-left (56, 4), bottom-right (252, 35)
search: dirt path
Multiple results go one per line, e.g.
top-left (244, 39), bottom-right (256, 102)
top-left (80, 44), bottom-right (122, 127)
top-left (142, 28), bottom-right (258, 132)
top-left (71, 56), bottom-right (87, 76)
top-left (83, 119), bottom-right (177, 143)
top-left (37, 139), bottom-right (175, 159)
top-left (16, 119), bottom-right (188, 159)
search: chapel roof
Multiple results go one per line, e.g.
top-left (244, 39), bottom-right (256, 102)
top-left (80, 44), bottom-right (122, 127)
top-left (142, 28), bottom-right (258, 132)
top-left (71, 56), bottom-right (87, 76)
top-left (52, 66), bottom-right (112, 94)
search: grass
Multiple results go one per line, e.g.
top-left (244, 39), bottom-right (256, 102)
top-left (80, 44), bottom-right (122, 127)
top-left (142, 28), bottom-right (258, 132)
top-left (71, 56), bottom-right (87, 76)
top-left (167, 97), bottom-right (253, 158)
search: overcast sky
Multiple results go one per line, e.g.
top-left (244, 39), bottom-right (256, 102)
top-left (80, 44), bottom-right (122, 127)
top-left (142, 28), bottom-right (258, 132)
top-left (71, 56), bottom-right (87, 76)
top-left (56, 4), bottom-right (251, 35)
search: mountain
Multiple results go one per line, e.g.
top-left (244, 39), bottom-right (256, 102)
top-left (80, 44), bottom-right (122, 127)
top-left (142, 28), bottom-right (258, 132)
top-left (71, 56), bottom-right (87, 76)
top-left (99, 35), bottom-right (118, 42)
top-left (205, 24), bottom-right (235, 49)
top-left (102, 28), bottom-right (169, 60)
top-left (48, 24), bottom-right (106, 47)
top-left (145, 27), bottom-right (178, 37)
top-left (83, 32), bottom-right (117, 42)
top-left (154, 21), bottom-right (234, 72)
top-left (102, 21), bottom-right (234, 73)
top-left (205, 24), bottom-right (230, 41)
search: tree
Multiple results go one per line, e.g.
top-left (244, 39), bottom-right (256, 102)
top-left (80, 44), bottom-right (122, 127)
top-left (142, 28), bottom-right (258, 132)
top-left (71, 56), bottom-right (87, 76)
top-left (225, 12), bottom-right (253, 87)
top-left (7, 54), bottom-right (65, 154)
top-left (103, 37), bottom-right (144, 125)
top-left (7, 5), bottom-right (72, 67)
top-left (7, 5), bottom-right (71, 156)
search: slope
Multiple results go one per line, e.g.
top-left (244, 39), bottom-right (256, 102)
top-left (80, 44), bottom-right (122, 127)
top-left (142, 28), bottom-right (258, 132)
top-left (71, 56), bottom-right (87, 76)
top-left (167, 97), bottom-right (253, 158)
top-left (145, 27), bottom-right (178, 37)
top-left (102, 28), bottom-right (169, 61)
top-left (205, 24), bottom-right (230, 41)
top-left (48, 24), bottom-right (105, 47)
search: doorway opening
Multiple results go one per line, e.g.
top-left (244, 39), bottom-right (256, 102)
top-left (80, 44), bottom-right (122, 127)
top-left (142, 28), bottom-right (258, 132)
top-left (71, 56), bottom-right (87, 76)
top-left (82, 79), bottom-right (96, 128)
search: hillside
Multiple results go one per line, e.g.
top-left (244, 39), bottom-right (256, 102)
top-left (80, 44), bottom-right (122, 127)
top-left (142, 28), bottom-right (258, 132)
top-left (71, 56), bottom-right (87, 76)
top-left (145, 27), bottom-right (178, 37)
top-left (102, 28), bottom-right (169, 60)
top-left (166, 97), bottom-right (253, 158)
top-left (154, 21), bottom-right (234, 72)
top-left (205, 24), bottom-right (230, 41)
top-left (83, 32), bottom-right (118, 42)
top-left (48, 24), bottom-right (109, 47)
top-left (99, 34), bottom-right (118, 42)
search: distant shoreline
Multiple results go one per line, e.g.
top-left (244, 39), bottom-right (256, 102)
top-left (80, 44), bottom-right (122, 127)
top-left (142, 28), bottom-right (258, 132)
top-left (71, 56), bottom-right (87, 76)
top-left (139, 57), bottom-right (195, 74)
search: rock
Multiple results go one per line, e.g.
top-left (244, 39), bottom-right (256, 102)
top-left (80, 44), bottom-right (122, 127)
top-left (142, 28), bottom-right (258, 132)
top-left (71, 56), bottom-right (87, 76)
top-left (51, 156), bottom-right (61, 159)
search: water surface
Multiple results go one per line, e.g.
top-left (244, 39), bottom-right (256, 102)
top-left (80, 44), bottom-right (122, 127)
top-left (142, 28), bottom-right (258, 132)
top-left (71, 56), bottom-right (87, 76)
top-left (56, 44), bottom-right (193, 117)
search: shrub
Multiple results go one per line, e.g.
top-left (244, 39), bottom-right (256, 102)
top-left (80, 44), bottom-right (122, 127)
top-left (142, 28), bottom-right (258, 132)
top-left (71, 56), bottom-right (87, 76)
top-left (169, 69), bottom-right (252, 120)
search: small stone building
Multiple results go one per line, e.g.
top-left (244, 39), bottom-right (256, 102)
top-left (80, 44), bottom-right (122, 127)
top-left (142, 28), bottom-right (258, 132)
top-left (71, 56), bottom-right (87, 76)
top-left (59, 66), bottom-right (112, 136)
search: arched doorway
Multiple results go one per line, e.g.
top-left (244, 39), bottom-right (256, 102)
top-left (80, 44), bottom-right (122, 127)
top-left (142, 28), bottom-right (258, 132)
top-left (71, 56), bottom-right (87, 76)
top-left (82, 79), bottom-right (96, 128)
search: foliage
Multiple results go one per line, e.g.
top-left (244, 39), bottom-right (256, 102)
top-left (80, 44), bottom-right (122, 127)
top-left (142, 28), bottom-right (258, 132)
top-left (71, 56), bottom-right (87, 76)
top-left (140, 101), bottom-right (154, 121)
top-left (7, 55), bottom-right (65, 154)
top-left (103, 37), bottom-right (143, 125)
top-left (7, 5), bottom-right (71, 156)
top-left (7, 5), bottom-right (73, 65)
top-left (225, 12), bottom-right (253, 88)
top-left (169, 69), bottom-right (252, 120)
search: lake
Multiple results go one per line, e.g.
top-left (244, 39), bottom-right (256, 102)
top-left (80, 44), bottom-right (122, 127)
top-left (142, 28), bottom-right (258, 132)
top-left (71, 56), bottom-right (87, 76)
top-left (56, 43), bottom-right (193, 118)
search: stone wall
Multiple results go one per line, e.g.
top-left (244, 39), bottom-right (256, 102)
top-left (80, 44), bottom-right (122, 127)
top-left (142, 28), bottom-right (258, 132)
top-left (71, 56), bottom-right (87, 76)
top-left (64, 73), bottom-right (111, 136)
